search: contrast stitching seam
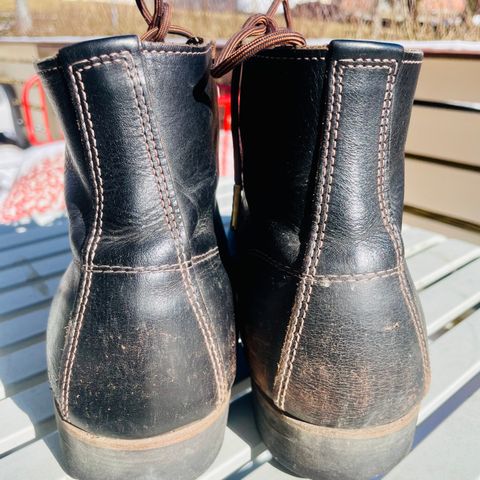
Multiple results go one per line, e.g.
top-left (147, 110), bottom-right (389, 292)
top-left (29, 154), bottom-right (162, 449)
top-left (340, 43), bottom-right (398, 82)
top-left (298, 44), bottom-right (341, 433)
top-left (141, 47), bottom-right (212, 55)
top-left (273, 58), bottom-right (424, 411)
top-left (118, 53), bottom-right (227, 403)
top-left (71, 51), bottom-right (130, 70)
top-left (253, 55), bottom-right (326, 61)
top-left (60, 63), bottom-right (105, 419)
top-left (250, 56), bottom-right (420, 65)
top-left (70, 49), bottom-right (211, 70)
top-left (80, 247), bottom-right (219, 273)
top-left (60, 51), bottom-right (226, 418)
top-left (274, 59), bottom-right (343, 410)
top-left (340, 58), bottom-right (397, 63)
top-left (376, 62), bottom-right (431, 390)
top-left (39, 65), bottom-right (59, 73)
top-left (249, 249), bottom-right (399, 283)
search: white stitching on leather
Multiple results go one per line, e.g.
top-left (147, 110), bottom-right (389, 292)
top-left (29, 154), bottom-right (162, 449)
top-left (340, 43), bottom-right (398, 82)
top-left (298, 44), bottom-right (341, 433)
top-left (70, 49), bottom-right (211, 69)
top-left (376, 62), bottom-right (431, 391)
top-left (341, 58), bottom-right (397, 63)
top-left (121, 52), bottom-right (227, 403)
top-left (141, 47), bottom-right (212, 55)
top-left (273, 60), bottom-right (343, 410)
top-left (82, 247), bottom-right (219, 273)
top-left (252, 55), bottom-right (420, 65)
top-left (249, 249), bottom-right (399, 283)
top-left (253, 56), bottom-right (326, 61)
top-left (60, 48), bottom-right (226, 418)
top-left (273, 57), bottom-right (429, 411)
top-left (60, 63), bottom-right (105, 419)
top-left (39, 65), bottom-right (59, 73)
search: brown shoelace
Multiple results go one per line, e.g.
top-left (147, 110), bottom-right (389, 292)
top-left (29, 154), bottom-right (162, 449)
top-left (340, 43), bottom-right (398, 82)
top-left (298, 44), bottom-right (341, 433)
top-left (136, 0), bottom-right (202, 44)
top-left (211, 0), bottom-right (306, 78)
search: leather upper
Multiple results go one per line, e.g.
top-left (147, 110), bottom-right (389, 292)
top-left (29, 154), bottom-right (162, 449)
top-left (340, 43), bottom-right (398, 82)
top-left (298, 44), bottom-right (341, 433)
top-left (37, 35), bottom-right (235, 438)
top-left (236, 40), bottom-right (430, 429)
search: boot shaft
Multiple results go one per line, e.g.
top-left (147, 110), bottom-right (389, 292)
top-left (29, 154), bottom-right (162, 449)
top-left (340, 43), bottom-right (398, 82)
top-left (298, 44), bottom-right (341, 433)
top-left (238, 41), bottom-right (422, 276)
top-left (40, 36), bottom-right (219, 267)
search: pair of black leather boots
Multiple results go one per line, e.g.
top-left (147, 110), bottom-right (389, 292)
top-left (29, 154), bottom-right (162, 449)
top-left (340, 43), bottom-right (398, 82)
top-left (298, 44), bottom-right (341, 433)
top-left (38, 4), bottom-right (430, 480)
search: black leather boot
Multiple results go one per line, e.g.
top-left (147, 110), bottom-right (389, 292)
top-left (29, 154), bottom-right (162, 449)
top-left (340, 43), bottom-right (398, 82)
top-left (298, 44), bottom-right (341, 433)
top-left (231, 40), bottom-right (430, 479)
top-left (37, 18), bottom-right (235, 480)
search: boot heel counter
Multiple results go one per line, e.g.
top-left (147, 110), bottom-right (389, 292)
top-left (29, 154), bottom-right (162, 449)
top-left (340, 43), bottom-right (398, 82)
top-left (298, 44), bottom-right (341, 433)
top-left (56, 252), bottom-right (233, 438)
top-left (279, 268), bottom-right (427, 429)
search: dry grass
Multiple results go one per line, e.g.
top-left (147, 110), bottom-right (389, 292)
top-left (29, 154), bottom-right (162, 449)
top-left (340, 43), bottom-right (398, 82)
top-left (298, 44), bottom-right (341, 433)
top-left (0, 0), bottom-right (479, 40)
top-left (0, 0), bottom-right (249, 38)
top-left (295, 15), bottom-right (480, 41)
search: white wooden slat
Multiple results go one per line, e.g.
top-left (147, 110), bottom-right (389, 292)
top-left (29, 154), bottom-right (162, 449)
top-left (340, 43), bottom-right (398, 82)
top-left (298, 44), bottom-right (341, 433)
top-left (386, 387), bottom-right (480, 480)
top-left (421, 258), bottom-right (480, 335)
top-left (0, 432), bottom-right (70, 480)
top-left (403, 228), bottom-right (445, 258)
top-left (217, 184), bottom-right (233, 217)
top-left (0, 277), bottom-right (60, 317)
top-left (0, 236), bottom-right (69, 269)
top-left (219, 204), bottom-right (232, 219)
top-left (419, 309), bottom-right (480, 422)
top-left (0, 252), bottom-right (71, 290)
top-left (216, 190), bottom-right (232, 202)
top-left (0, 222), bottom-right (68, 251)
top-left (243, 461), bottom-right (295, 479)
top-left (200, 394), bottom-right (264, 480)
top-left (408, 239), bottom-right (480, 290)
top-left (216, 177), bottom-right (234, 197)
top-left (0, 342), bottom-right (46, 400)
top-left (0, 382), bottom-right (53, 455)
top-left (230, 377), bottom-right (252, 402)
top-left (0, 306), bottom-right (49, 350)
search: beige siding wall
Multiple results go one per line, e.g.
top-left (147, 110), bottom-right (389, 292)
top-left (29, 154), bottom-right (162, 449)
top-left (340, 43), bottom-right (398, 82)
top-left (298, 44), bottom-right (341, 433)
top-left (405, 56), bottom-right (480, 243)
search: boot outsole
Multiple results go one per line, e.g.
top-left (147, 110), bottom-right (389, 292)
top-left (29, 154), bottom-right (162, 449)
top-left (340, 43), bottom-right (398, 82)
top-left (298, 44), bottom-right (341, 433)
top-left (253, 385), bottom-right (418, 480)
top-left (55, 397), bottom-right (229, 480)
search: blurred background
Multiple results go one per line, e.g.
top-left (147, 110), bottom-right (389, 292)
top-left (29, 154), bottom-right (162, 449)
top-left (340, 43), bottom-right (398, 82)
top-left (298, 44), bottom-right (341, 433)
top-left (0, 0), bottom-right (479, 244)
top-left (1, 0), bottom-right (480, 39)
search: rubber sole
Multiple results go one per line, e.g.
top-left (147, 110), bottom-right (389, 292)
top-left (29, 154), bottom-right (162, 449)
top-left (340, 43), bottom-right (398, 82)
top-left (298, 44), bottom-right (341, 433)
top-left (55, 398), bottom-right (230, 480)
top-left (253, 385), bottom-right (418, 480)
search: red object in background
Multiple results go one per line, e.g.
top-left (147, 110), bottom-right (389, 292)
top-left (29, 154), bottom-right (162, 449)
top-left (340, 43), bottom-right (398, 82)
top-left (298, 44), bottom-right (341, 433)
top-left (21, 74), bottom-right (54, 146)
top-left (218, 85), bottom-right (231, 177)
top-left (0, 144), bottom-right (65, 224)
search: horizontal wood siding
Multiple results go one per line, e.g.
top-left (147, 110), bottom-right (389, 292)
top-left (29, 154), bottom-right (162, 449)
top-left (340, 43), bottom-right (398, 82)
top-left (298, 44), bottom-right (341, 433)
top-left (405, 158), bottom-right (480, 225)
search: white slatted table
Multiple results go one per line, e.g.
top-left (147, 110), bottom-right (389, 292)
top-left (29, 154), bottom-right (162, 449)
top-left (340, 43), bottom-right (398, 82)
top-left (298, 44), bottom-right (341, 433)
top-left (1, 177), bottom-right (480, 479)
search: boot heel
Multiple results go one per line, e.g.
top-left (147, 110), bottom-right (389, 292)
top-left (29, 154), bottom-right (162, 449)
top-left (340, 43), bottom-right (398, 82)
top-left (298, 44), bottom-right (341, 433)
top-left (253, 385), bottom-right (418, 480)
top-left (55, 398), bottom-right (229, 480)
